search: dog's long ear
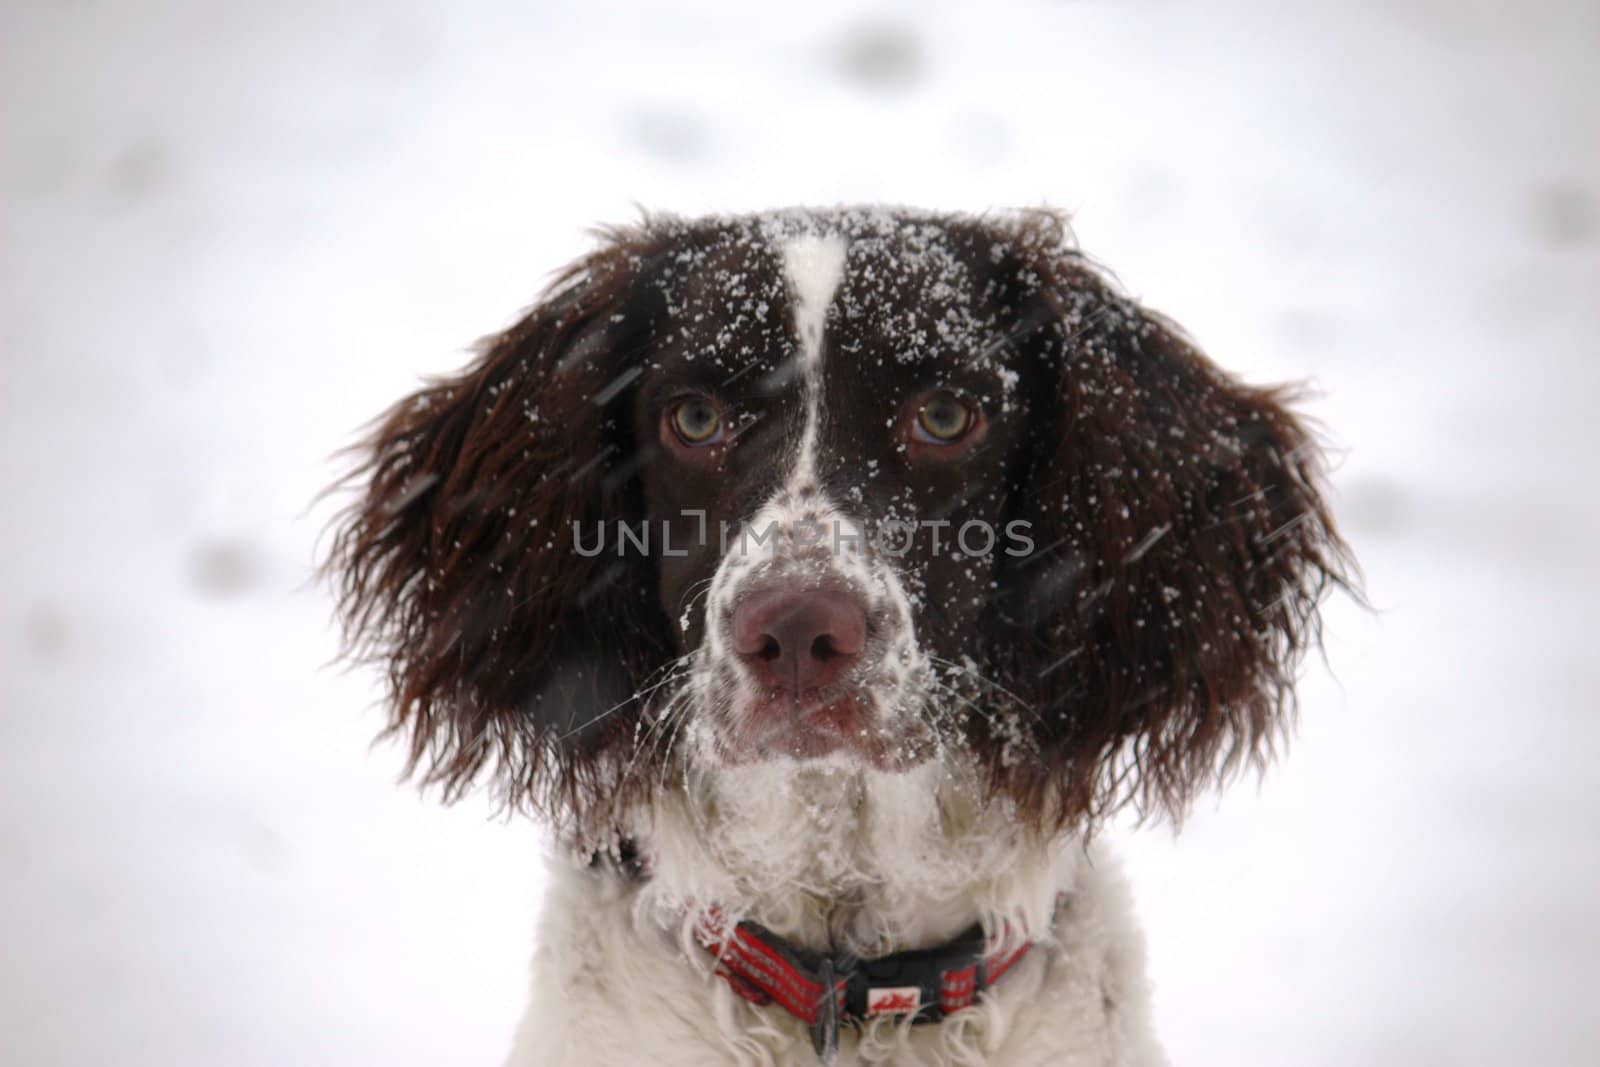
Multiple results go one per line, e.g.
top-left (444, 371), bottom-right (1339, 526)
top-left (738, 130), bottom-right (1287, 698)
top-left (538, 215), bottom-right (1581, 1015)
top-left (986, 215), bottom-right (1351, 827)
top-left (326, 231), bottom-right (673, 831)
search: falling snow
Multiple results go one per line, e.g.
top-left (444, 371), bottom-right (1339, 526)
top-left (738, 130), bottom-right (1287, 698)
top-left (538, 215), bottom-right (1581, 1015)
top-left (2, 4), bottom-right (1597, 1067)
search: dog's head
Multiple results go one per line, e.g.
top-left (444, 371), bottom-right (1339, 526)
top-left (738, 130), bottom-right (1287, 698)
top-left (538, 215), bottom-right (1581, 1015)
top-left (328, 208), bottom-right (1348, 842)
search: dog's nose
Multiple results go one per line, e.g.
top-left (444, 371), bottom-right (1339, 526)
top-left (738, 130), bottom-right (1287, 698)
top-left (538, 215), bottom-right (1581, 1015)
top-left (731, 589), bottom-right (867, 694)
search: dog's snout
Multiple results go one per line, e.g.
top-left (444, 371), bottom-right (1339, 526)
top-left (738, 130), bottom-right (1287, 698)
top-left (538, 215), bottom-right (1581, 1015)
top-left (731, 589), bottom-right (867, 694)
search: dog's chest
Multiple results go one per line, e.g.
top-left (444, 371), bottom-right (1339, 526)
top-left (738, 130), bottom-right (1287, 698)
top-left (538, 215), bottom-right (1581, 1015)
top-left (508, 841), bottom-right (1165, 1067)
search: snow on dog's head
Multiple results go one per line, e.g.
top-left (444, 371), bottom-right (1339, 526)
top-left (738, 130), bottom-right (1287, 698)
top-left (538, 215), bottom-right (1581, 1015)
top-left (327, 207), bottom-right (1349, 845)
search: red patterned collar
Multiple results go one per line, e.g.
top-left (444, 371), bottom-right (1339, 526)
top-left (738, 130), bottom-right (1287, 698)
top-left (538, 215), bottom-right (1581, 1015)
top-left (694, 905), bottom-right (1038, 1063)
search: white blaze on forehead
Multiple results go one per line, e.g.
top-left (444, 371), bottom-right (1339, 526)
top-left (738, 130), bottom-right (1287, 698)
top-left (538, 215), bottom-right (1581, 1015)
top-left (779, 234), bottom-right (848, 489)
top-left (781, 235), bottom-right (848, 369)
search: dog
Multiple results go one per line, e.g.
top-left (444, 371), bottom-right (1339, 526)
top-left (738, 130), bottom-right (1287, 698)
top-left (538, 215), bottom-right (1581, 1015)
top-left (328, 207), bottom-right (1347, 1065)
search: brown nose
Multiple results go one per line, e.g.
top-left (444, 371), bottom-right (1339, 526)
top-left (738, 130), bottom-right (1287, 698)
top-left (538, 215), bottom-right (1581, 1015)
top-left (731, 589), bottom-right (868, 694)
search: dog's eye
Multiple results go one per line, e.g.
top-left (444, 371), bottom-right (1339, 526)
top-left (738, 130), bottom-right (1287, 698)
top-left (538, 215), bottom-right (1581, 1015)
top-left (668, 397), bottom-right (724, 446)
top-left (913, 391), bottom-right (976, 444)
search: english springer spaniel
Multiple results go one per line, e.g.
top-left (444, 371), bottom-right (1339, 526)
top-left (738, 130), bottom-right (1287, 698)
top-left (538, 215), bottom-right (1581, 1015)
top-left (328, 207), bottom-right (1347, 1066)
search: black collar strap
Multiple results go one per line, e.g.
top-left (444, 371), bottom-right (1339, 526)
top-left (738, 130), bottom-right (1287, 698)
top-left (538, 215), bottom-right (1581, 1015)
top-left (694, 906), bottom-right (1034, 1063)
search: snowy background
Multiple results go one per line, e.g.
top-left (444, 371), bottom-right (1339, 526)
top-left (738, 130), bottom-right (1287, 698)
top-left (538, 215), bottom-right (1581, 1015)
top-left (3, 1), bottom-right (1596, 1064)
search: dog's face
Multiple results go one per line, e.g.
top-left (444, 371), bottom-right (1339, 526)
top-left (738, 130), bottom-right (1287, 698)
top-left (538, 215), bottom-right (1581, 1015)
top-left (632, 221), bottom-right (1035, 769)
top-left (329, 208), bottom-right (1346, 840)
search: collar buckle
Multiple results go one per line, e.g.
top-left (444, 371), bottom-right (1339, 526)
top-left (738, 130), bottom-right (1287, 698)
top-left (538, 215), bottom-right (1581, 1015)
top-left (809, 957), bottom-right (842, 1063)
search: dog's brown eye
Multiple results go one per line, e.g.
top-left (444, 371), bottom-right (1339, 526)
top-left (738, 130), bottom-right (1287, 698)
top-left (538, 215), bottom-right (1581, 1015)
top-left (913, 392), bottom-right (975, 444)
top-left (669, 397), bottom-right (724, 446)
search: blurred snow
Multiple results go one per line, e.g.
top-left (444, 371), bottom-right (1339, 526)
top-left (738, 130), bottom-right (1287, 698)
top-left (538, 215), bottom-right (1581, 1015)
top-left (2, 1), bottom-right (1596, 1064)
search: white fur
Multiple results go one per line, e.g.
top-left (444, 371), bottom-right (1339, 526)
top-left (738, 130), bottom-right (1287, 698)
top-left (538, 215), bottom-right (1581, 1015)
top-left (509, 764), bottom-right (1166, 1066)
top-left (505, 222), bottom-right (1167, 1065)
top-left (780, 233), bottom-right (848, 490)
top-left (781, 234), bottom-right (847, 370)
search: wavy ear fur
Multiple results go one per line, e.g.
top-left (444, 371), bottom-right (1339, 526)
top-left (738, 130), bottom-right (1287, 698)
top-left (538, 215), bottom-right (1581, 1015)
top-left (328, 210), bottom-right (1349, 837)
top-left (982, 213), bottom-right (1352, 828)
top-left (326, 229), bottom-right (673, 834)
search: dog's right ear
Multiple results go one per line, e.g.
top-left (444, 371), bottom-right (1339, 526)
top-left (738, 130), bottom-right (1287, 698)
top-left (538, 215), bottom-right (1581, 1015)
top-left (326, 230), bottom-right (673, 828)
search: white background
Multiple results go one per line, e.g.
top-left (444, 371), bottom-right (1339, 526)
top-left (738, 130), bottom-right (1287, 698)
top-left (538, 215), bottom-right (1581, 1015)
top-left (3, 2), bottom-right (1596, 1064)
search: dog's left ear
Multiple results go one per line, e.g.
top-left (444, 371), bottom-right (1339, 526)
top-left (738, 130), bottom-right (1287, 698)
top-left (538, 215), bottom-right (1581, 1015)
top-left (986, 221), bottom-right (1352, 826)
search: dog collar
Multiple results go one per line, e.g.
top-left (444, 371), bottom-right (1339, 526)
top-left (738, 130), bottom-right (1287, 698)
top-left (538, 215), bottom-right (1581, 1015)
top-left (693, 905), bottom-right (1034, 1063)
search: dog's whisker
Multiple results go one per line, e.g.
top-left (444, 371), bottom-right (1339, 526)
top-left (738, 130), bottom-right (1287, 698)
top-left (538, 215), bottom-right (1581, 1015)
top-left (620, 675), bottom-right (696, 785)
top-left (927, 654), bottom-right (1046, 726)
top-left (554, 653), bottom-right (694, 744)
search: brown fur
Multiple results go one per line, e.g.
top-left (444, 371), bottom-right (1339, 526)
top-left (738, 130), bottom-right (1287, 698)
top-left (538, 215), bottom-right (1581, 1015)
top-left (973, 211), bottom-right (1352, 828)
top-left (324, 209), bottom-right (1353, 844)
